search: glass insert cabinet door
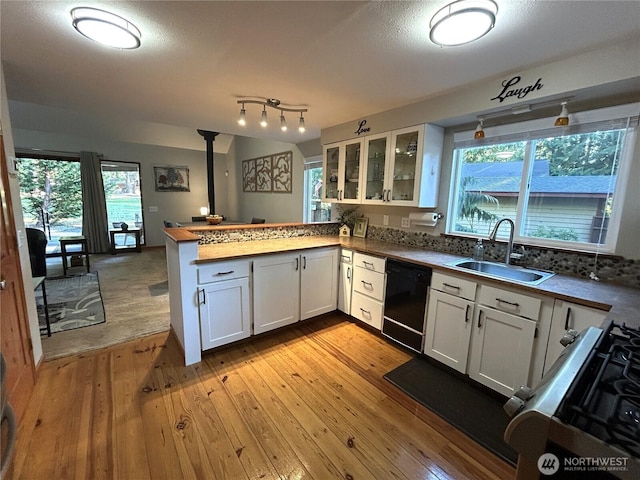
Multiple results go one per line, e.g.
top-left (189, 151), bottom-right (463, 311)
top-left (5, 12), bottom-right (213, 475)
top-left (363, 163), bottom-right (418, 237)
top-left (364, 133), bottom-right (390, 202)
top-left (323, 144), bottom-right (340, 201)
top-left (342, 140), bottom-right (362, 202)
top-left (391, 128), bottom-right (420, 202)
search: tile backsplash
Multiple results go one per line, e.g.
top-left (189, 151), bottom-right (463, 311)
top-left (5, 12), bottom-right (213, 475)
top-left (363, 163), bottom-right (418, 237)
top-left (190, 223), bottom-right (638, 289)
top-left (367, 226), bottom-right (639, 289)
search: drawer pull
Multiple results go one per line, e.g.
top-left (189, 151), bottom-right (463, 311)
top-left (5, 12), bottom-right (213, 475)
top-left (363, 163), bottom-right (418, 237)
top-left (465, 304), bottom-right (471, 323)
top-left (564, 307), bottom-right (572, 330)
top-left (496, 297), bottom-right (520, 308)
top-left (442, 282), bottom-right (460, 291)
top-left (341, 255), bottom-right (351, 262)
top-left (362, 260), bottom-right (374, 269)
top-left (360, 280), bottom-right (373, 289)
top-left (359, 307), bottom-right (371, 316)
top-left (215, 270), bottom-right (234, 276)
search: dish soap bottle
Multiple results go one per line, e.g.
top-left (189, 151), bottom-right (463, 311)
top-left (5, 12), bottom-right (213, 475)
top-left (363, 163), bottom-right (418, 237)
top-left (473, 239), bottom-right (484, 261)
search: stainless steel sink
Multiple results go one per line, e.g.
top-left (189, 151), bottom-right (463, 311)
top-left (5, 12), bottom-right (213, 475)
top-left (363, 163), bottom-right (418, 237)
top-left (446, 258), bottom-right (555, 285)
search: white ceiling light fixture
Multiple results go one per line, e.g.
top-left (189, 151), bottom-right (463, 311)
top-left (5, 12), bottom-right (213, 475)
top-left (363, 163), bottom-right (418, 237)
top-left (71, 7), bottom-right (141, 49)
top-left (429, 0), bottom-right (498, 47)
top-left (237, 98), bottom-right (308, 133)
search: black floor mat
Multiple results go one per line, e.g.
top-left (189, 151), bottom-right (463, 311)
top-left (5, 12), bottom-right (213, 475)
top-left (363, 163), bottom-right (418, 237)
top-left (384, 356), bottom-right (518, 465)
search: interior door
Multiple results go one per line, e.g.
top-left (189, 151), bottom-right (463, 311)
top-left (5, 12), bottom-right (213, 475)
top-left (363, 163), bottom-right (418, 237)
top-left (0, 134), bottom-right (36, 422)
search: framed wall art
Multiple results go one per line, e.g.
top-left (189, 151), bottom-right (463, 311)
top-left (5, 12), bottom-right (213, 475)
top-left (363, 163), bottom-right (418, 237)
top-left (353, 217), bottom-right (369, 238)
top-left (242, 151), bottom-right (292, 193)
top-left (154, 166), bottom-right (190, 192)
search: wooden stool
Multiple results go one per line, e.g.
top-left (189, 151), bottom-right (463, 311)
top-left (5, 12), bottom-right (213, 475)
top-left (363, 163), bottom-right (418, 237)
top-left (59, 235), bottom-right (90, 276)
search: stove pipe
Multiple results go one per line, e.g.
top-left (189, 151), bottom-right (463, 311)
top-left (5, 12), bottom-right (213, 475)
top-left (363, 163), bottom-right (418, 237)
top-left (197, 129), bottom-right (219, 215)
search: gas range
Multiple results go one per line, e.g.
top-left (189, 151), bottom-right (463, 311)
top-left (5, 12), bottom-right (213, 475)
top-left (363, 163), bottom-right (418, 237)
top-left (504, 321), bottom-right (640, 479)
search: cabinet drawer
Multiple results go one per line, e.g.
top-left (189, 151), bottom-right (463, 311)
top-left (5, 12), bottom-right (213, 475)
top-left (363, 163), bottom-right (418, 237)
top-left (432, 271), bottom-right (477, 301)
top-left (353, 266), bottom-right (385, 301)
top-left (340, 249), bottom-right (353, 264)
top-left (477, 284), bottom-right (541, 320)
top-left (351, 291), bottom-right (383, 330)
top-left (353, 252), bottom-right (386, 274)
top-left (197, 259), bottom-right (250, 284)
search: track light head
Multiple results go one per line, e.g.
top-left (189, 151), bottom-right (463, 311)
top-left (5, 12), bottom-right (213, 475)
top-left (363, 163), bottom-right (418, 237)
top-left (260, 107), bottom-right (268, 127)
top-left (554, 102), bottom-right (570, 126)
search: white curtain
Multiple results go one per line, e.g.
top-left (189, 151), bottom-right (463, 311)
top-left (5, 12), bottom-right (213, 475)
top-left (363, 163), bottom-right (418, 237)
top-left (80, 151), bottom-right (110, 253)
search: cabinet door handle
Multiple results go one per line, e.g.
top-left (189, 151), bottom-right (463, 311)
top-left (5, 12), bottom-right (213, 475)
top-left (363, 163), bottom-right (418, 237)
top-left (442, 282), bottom-right (460, 291)
top-left (564, 307), bottom-right (572, 330)
top-left (465, 304), bottom-right (471, 323)
top-left (295, 258), bottom-right (299, 271)
top-left (347, 267), bottom-right (351, 281)
top-left (215, 270), bottom-right (234, 276)
top-left (360, 280), bottom-right (373, 289)
top-left (496, 297), bottom-right (520, 308)
top-left (303, 256), bottom-right (307, 269)
top-left (385, 189), bottom-right (391, 202)
top-left (477, 309), bottom-right (483, 328)
top-left (199, 288), bottom-right (206, 305)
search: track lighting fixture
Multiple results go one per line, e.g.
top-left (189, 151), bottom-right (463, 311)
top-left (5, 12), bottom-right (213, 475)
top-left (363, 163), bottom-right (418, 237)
top-left (237, 98), bottom-right (308, 133)
top-left (554, 102), bottom-right (570, 126)
top-left (474, 119), bottom-right (485, 139)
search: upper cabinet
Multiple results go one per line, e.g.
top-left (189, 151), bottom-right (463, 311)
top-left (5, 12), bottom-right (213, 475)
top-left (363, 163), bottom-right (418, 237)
top-left (324, 124), bottom-right (443, 207)
top-left (322, 138), bottom-right (364, 204)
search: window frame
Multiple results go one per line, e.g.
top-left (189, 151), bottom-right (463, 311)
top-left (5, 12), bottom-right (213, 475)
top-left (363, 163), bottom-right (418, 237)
top-left (447, 103), bottom-right (639, 253)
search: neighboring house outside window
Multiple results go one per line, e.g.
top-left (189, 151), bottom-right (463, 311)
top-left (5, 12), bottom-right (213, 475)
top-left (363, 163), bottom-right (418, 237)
top-left (448, 104), bottom-right (638, 253)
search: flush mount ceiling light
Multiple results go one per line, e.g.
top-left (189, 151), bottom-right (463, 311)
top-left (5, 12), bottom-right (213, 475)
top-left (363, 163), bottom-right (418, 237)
top-left (71, 7), bottom-right (141, 49)
top-left (429, 0), bottom-right (498, 47)
top-left (237, 98), bottom-right (308, 133)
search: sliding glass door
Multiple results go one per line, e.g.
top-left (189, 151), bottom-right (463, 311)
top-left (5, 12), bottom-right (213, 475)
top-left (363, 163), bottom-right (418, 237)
top-left (101, 161), bottom-right (144, 244)
top-left (18, 156), bottom-right (82, 255)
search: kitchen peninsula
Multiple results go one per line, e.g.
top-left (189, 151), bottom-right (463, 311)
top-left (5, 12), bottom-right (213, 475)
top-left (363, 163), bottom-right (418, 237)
top-left (165, 222), bottom-right (640, 374)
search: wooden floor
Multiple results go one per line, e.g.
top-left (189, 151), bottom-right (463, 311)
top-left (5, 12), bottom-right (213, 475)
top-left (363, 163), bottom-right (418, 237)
top-left (8, 313), bottom-right (515, 480)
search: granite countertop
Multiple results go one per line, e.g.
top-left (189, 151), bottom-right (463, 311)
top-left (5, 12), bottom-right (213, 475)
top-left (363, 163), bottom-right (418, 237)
top-left (192, 235), bottom-right (639, 328)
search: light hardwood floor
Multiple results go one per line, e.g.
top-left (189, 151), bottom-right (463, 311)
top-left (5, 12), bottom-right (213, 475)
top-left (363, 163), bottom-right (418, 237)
top-left (8, 313), bottom-right (515, 479)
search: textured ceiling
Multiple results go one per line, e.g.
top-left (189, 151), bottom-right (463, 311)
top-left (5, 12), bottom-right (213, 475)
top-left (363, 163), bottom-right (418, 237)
top-left (1, 1), bottom-right (639, 150)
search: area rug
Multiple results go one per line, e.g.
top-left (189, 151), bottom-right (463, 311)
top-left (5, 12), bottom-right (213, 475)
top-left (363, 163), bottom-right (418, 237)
top-left (37, 272), bottom-right (106, 334)
top-left (384, 356), bottom-right (517, 465)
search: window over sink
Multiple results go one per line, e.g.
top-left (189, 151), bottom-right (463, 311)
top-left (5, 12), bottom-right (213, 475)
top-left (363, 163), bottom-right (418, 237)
top-left (448, 103), bottom-right (639, 253)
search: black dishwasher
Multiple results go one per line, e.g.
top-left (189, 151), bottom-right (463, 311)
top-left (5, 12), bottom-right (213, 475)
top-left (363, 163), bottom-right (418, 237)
top-left (383, 259), bottom-right (432, 352)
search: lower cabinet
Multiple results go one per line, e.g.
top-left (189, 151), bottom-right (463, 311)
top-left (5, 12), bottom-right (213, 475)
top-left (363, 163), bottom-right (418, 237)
top-left (544, 299), bottom-right (607, 374)
top-left (253, 252), bottom-right (301, 335)
top-left (253, 247), bottom-right (338, 335)
top-left (350, 252), bottom-right (386, 329)
top-left (467, 306), bottom-right (537, 397)
top-left (198, 259), bottom-right (252, 350)
top-left (424, 289), bottom-right (474, 373)
top-left (425, 271), bottom-right (542, 397)
top-left (338, 249), bottom-right (354, 314)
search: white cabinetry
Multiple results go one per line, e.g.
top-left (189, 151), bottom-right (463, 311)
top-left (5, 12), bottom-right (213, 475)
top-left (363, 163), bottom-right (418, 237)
top-left (322, 139), bottom-right (364, 203)
top-left (198, 259), bottom-right (251, 350)
top-left (253, 248), bottom-right (338, 334)
top-left (425, 271), bottom-right (549, 396)
top-left (300, 248), bottom-right (339, 320)
top-left (361, 124), bottom-right (443, 207)
top-left (350, 252), bottom-right (386, 329)
top-left (471, 285), bottom-right (540, 396)
top-left (425, 272), bottom-right (477, 373)
top-left (544, 300), bottom-right (607, 374)
top-left (324, 124), bottom-right (443, 207)
top-left (338, 249), bottom-right (354, 314)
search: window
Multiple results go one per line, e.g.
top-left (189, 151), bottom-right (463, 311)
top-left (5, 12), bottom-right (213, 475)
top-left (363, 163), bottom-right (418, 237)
top-left (448, 104), bottom-right (638, 252)
top-left (303, 156), bottom-right (332, 223)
